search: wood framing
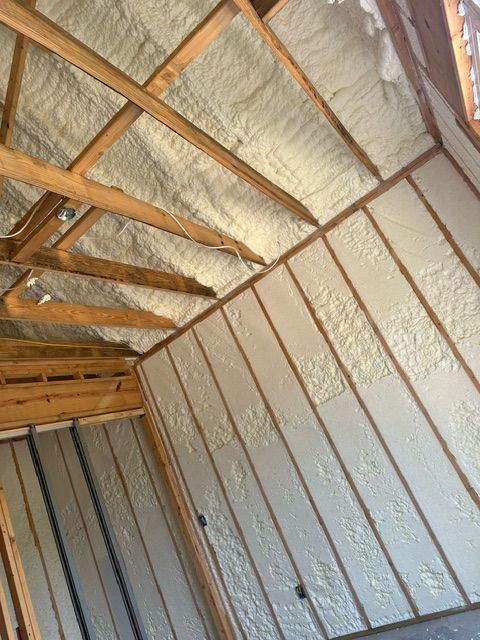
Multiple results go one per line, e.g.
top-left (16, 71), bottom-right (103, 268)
top-left (0, 487), bottom-right (42, 639)
top-left (4, 205), bottom-right (114, 301)
top-left (234, 0), bottom-right (381, 179)
top-left (0, 337), bottom-right (138, 359)
top-left (0, 0), bottom-right (35, 195)
top-left (0, 145), bottom-right (265, 265)
top-left (408, 0), bottom-right (479, 141)
top-left (0, 358), bottom-right (143, 432)
top-left (0, 0), bottom-right (315, 227)
top-left (0, 575), bottom-right (15, 640)
top-left (0, 298), bottom-right (176, 329)
top-left (376, 0), bottom-right (441, 142)
top-left (0, 238), bottom-right (216, 297)
top-left (136, 379), bottom-right (237, 640)
top-left (6, 0), bottom-right (288, 248)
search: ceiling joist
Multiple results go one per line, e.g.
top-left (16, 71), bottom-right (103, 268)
top-left (0, 298), bottom-right (176, 328)
top-left (0, 0), bottom-right (316, 226)
top-left (0, 144), bottom-right (266, 265)
top-left (0, 238), bottom-right (216, 297)
top-left (234, 0), bottom-right (382, 179)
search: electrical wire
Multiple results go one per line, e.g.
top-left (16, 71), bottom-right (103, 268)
top-left (0, 336), bottom-right (132, 350)
top-left (160, 206), bottom-right (282, 276)
top-left (1, 196), bottom-right (283, 303)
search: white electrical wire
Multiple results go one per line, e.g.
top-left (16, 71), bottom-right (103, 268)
top-left (160, 206), bottom-right (281, 276)
top-left (1, 197), bottom-right (281, 301)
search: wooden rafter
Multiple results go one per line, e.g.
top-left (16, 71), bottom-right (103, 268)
top-left (2, 0), bottom-right (287, 302)
top-left (233, 0), bottom-right (382, 179)
top-left (4, 205), bottom-right (109, 300)
top-left (7, 0), bottom-right (288, 243)
top-left (0, 0), bottom-right (315, 227)
top-left (376, 0), bottom-right (442, 143)
top-left (0, 0), bottom-right (35, 195)
top-left (0, 144), bottom-right (265, 266)
top-left (0, 298), bottom-right (176, 328)
top-left (0, 238), bottom-right (216, 297)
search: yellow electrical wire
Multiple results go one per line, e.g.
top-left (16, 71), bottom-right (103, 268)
top-left (0, 337), bottom-right (133, 351)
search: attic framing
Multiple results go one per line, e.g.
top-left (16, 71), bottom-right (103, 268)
top-left (0, 0), bottom-right (441, 338)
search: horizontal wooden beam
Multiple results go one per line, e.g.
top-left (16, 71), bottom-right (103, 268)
top-left (0, 0), bottom-right (315, 226)
top-left (77, 408), bottom-right (144, 426)
top-left (0, 375), bottom-right (142, 431)
top-left (0, 238), bottom-right (216, 297)
top-left (0, 144), bottom-right (265, 265)
top-left (0, 339), bottom-right (138, 360)
top-left (234, 0), bottom-right (381, 178)
top-left (0, 298), bottom-right (175, 328)
top-left (3, 205), bottom-right (106, 300)
top-left (0, 358), bottom-right (131, 376)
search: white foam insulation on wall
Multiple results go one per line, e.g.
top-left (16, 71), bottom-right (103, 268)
top-left (140, 153), bottom-right (480, 638)
top-left (0, 0), bottom-right (433, 351)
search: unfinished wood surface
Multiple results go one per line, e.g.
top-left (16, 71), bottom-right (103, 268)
top-left (0, 238), bottom-right (216, 297)
top-left (322, 236), bottom-right (480, 510)
top-left (77, 408), bottom-right (144, 427)
top-left (0, 338), bottom-right (138, 360)
top-left (138, 144), bottom-right (441, 360)
top-left (409, 0), bottom-right (473, 124)
top-left (0, 0), bottom-right (35, 195)
top-left (3, 205), bottom-right (106, 300)
top-left (0, 488), bottom-right (42, 640)
top-left (0, 359), bottom-right (130, 384)
top-left (0, 297), bottom-right (175, 329)
top-left (6, 0), bottom-right (288, 247)
top-left (0, 0), bottom-right (315, 226)
top-left (136, 392), bottom-right (238, 640)
top-left (234, 0), bottom-right (381, 179)
top-left (0, 574), bottom-right (16, 640)
top-left (0, 146), bottom-right (264, 265)
top-left (0, 375), bottom-right (142, 431)
top-left (376, 0), bottom-right (441, 142)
